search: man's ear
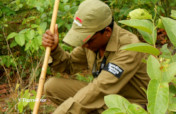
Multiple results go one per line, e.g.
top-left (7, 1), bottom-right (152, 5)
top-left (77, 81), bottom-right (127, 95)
top-left (105, 27), bottom-right (112, 38)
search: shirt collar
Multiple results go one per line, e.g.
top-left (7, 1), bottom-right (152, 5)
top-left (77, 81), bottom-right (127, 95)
top-left (105, 22), bottom-right (120, 52)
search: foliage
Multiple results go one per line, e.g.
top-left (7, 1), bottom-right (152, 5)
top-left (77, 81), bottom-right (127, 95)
top-left (17, 89), bottom-right (36, 113)
top-left (76, 73), bottom-right (93, 83)
top-left (103, 95), bottom-right (147, 114)
top-left (104, 7), bottom-right (176, 114)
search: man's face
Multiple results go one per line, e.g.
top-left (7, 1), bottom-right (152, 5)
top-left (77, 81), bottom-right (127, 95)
top-left (82, 31), bottom-right (108, 52)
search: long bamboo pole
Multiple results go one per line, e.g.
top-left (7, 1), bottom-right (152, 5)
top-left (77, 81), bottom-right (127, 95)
top-left (33, 0), bottom-right (60, 113)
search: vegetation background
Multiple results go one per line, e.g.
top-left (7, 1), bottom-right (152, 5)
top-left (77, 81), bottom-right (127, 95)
top-left (0, 0), bottom-right (176, 113)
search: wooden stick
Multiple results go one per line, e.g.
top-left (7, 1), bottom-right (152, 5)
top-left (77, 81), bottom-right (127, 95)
top-left (33, 0), bottom-right (60, 113)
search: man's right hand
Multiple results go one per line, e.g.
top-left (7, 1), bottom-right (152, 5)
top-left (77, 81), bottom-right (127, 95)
top-left (42, 24), bottom-right (59, 51)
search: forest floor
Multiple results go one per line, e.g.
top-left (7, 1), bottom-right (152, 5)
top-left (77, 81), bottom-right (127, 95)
top-left (0, 81), bottom-right (57, 113)
top-left (0, 69), bottom-right (91, 113)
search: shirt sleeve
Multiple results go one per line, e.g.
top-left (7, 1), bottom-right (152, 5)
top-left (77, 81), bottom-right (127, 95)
top-left (49, 46), bottom-right (88, 74)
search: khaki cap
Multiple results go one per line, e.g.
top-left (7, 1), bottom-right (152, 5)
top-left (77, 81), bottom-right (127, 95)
top-left (63, 0), bottom-right (112, 47)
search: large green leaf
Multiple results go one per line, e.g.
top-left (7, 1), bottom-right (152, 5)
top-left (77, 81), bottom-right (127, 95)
top-left (161, 17), bottom-right (176, 47)
top-left (102, 108), bottom-right (125, 114)
top-left (15, 34), bottom-right (25, 46)
top-left (147, 55), bottom-right (161, 80)
top-left (120, 43), bottom-right (160, 55)
top-left (104, 95), bottom-right (130, 113)
top-left (147, 80), bottom-right (169, 114)
top-left (171, 10), bottom-right (176, 19)
top-left (118, 19), bottom-right (154, 34)
top-left (162, 62), bottom-right (176, 82)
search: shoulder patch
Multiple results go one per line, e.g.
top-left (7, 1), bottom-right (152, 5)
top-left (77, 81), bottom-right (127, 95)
top-left (103, 63), bottom-right (124, 78)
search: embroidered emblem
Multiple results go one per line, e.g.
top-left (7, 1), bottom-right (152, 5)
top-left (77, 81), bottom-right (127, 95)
top-left (74, 17), bottom-right (82, 27)
top-left (104, 63), bottom-right (124, 78)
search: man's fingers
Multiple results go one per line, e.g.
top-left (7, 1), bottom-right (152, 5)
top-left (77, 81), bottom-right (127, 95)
top-left (42, 37), bottom-right (54, 44)
top-left (43, 33), bottom-right (54, 40)
top-left (42, 25), bottom-right (59, 51)
top-left (46, 30), bottom-right (54, 37)
top-left (42, 40), bottom-right (54, 47)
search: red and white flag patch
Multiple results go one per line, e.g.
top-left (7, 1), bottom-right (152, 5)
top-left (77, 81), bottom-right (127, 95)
top-left (74, 17), bottom-right (82, 27)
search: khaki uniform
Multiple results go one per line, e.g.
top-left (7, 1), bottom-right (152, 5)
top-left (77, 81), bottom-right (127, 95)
top-left (44, 22), bottom-right (150, 114)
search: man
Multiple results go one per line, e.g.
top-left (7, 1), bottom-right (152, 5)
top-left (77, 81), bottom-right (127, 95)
top-left (42, 0), bottom-right (150, 113)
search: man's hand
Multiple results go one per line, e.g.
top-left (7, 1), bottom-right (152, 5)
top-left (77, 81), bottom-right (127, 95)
top-left (42, 24), bottom-right (59, 51)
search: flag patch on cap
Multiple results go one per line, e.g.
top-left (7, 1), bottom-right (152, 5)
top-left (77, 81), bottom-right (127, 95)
top-left (74, 17), bottom-right (82, 27)
top-left (103, 63), bottom-right (124, 78)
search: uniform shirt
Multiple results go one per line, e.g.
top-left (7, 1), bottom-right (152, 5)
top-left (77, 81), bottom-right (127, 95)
top-left (49, 22), bottom-right (150, 112)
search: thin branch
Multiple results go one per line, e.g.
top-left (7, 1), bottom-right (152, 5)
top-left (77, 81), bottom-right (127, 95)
top-left (2, 26), bottom-right (23, 84)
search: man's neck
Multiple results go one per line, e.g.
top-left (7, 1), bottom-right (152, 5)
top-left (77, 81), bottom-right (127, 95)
top-left (99, 48), bottom-right (105, 57)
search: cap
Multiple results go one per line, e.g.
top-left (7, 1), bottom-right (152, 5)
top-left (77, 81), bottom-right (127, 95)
top-left (63, 0), bottom-right (112, 47)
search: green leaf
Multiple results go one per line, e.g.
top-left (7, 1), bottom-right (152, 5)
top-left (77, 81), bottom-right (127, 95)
top-left (29, 96), bottom-right (35, 110)
top-left (25, 42), bottom-right (32, 51)
top-left (147, 80), bottom-right (169, 114)
top-left (171, 10), bottom-right (176, 19)
top-left (7, 32), bottom-right (17, 40)
top-left (160, 44), bottom-right (172, 59)
top-left (18, 101), bottom-right (24, 113)
top-left (127, 104), bottom-right (148, 114)
top-left (129, 8), bottom-right (152, 20)
top-left (102, 108), bottom-right (125, 114)
top-left (161, 17), bottom-right (176, 47)
top-left (40, 22), bottom-right (47, 32)
top-left (36, 36), bottom-right (42, 45)
top-left (38, 22), bottom-right (47, 35)
top-left (63, 0), bottom-right (69, 3)
top-left (137, 29), bottom-right (154, 45)
top-left (10, 40), bottom-right (17, 48)
top-left (120, 43), bottom-right (160, 55)
top-left (22, 90), bottom-right (30, 107)
top-left (31, 24), bottom-right (39, 28)
top-left (157, 18), bottom-right (164, 29)
top-left (163, 62), bottom-right (176, 82)
top-left (26, 30), bottom-right (35, 40)
top-left (19, 29), bottom-right (28, 34)
top-left (147, 55), bottom-right (161, 80)
top-left (168, 93), bottom-right (176, 112)
top-left (64, 5), bottom-right (70, 11)
top-left (118, 19), bottom-right (154, 34)
top-left (173, 54), bottom-right (176, 62)
top-left (104, 95), bottom-right (130, 113)
top-left (15, 34), bottom-right (25, 46)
